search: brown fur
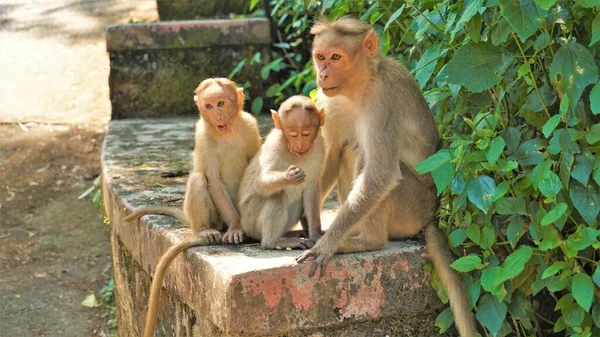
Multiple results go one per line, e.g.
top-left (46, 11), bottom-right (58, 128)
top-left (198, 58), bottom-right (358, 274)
top-left (122, 78), bottom-right (261, 337)
top-left (239, 96), bottom-right (325, 249)
top-left (295, 18), bottom-right (477, 337)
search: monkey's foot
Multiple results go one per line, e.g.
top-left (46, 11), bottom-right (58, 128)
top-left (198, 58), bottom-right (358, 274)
top-left (272, 238), bottom-right (315, 250)
top-left (295, 244), bottom-right (334, 278)
top-left (199, 228), bottom-right (223, 244)
top-left (222, 228), bottom-right (244, 244)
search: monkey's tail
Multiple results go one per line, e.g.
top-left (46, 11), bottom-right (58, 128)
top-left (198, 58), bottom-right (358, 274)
top-left (123, 206), bottom-right (188, 226)
top-left (142, 236), bottom-right (208, 337)
top-left (426, 222), bottom-right (477, 337)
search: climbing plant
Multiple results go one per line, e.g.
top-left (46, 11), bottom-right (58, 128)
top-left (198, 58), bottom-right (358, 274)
top-left (241, 1), bottom-right (600, 336)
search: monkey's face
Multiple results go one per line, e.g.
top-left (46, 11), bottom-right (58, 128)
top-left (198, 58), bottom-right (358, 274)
top-left (312, 31), bottom-right (378, 97)
top-left (272, 96), bottom-right (324, 157)
top-left (194, 80), bottom-right (244, 133)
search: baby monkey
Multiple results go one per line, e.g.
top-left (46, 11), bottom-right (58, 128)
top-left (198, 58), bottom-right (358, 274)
top-left (239, 96), bottom-right (325, 249)
top-left (123, 78), bottom-right (260, 337)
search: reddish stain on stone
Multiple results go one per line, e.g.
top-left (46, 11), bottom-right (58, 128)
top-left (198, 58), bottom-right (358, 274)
top-left (333, 262), bottom-right (386, 320)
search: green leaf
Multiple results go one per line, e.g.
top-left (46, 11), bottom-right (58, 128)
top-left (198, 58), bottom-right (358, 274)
top-left (507, 216), bottom-right (525, 248)
top-left (542, 115), bottom-right (561, 138)
top-left (548, 129), bottom-right (578, 155)
top-left (265, 84), bottom-right (280, 97)
top-left (572, 149), bottom-right (595, 185)
top-left (539, 227), bottom-right (561, 250)
top-left (535, 0), bottom-right (556, 10)
top-left (587, 124), bottom-right (600, 144)
top-left (576, 0), bottom-right (600, 8)
top-left (572, 273), bottom-right (594, 311)
top-left (542, 261), bottom-right (567, 279)
top-left (467, 175), bottom-right (497, 212)
top-left (538, 170), bottom-right (561, 198)
top-left (228, 59), bottom-right (246, 79)
top-left (591, 82), bottom-right (600, 115)
top-left (383, 5), bottom-right (405, 32)
top-left (432, 161), bottom-right (454, 195)
top-left (464, 275), bottom-right (481, 309)
top-left (495, 197), bottom-right (527, 215)
top-left (594, 267), bottom-right (600, 288)
top-left (499, 0), bottom-right (547, 42)
top-left (435, 307), bottom-right (454, 333)
top-left (570, 180), bottom-right (600, 225)
top-left (416, 149), bottom-right (452, 174)
top-left (81, 293), bottom-right (101, 308)
top-left (450, 255), bottom-right (482, 272)
top-left (465, 14), bottom-right (482, 42)
top-left (591, 13), bottom-right (600, 47)
top-left (251, 97), bottom-right (263, 115)
top-left (516, 139), bottom-right (546, 166)
top-left (566, 227), bottom-right (600, 252)
top-left (550, 42), bottom-right (599, 109)
top-left (476, 294), bottom-right (507, 335)
top-left (438, 42), bottom-right (503, 93)
top-left (480, 224), bottom-right (495, 249)
top-left (541, 203), bottom-right (568, 226)
top-left (249, 0), bottom-right (260, 11)
top-left (534, 31), bottom-right (552, 49)
top-left (502, 127), bottom-right (521, 153)
top-left (415, 43), bottom-right (444, 89)
top-left (486, 137), bottom-right (505, 166)
top-left (494, 246), bottom-right (533, 286)
top-left (261, 58), bottom-right (284, 81)
top-left (448, 228), bottom-right (467, 248)
top-left (467, 222), bottom-right (481, 244)
top-left (493, 181), bottom-right (511, 201)
top-left (593, 302), bottom-right (600, 329)
top-left (491, 18), bottom-right (511, 45)
top-left (452, 0), bottom-right (484, 34)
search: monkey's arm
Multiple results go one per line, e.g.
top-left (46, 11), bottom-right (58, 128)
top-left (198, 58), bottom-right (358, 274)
top-left (320, 144), bottom-right (341, 201)
top-left (303, 184), bottom-right (323, 242)
top-left (255, 170), bottom-right (289, 196)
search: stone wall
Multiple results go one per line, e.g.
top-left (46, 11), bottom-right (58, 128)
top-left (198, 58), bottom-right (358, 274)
top-left (106, 19), bottom-right (271, 119)
top-left (156, 0), bottom-right (250, 20)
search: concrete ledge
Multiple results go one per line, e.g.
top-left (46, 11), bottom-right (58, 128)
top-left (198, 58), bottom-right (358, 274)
top-left (102, 118), bottom-right (453, 336)
top-left (156, 0), bottom-right (251, 21)
top-left (106, 18), bottom-right (270, 52)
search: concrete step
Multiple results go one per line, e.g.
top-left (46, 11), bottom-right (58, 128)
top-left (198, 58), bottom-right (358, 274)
top-left (102, 118), bottom-right (454, 336)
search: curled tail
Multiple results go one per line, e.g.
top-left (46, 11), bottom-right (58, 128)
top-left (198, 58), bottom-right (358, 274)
top-left (123, 206), bottom-right (188, 226)
top-left (426, 222), bottom-right (477, 337)
top-left (142, 236), bottom-right (208, 337)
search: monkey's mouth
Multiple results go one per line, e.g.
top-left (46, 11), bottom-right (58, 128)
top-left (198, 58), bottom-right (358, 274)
top-left (322, 86), bottom-right (339, 92)
top-left (217, 124), bottom-right (228, 132)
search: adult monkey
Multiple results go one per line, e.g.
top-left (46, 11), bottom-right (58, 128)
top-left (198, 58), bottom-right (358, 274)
top-left (295, 17), bottom-right (477, 337)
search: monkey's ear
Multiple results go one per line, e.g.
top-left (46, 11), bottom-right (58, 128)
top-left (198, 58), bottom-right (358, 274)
top-left (193, 94), bottom-right (199, 102)
top-left (319, 108), bottom-right (325, 127)
top-left (363, 30), bottom-right (379, 58)
top-left (236, 87), bottom-right (245, 109)
top-left (271, 109), bottom-right (281, 129)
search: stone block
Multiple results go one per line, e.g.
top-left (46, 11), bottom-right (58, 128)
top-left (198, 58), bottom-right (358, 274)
top-left (106, 19), bottom-right (271, 119)
top-left (156, 0), bottom-right (250, 21)
top-left (102, 118), bottom-right (455, 336)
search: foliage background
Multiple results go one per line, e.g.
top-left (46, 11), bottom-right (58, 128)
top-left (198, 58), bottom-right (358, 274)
top-left (235, 0), bottom-right (600, 336)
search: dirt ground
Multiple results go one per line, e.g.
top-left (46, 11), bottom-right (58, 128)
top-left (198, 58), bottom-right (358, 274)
top-left (0, 1), bottom-right (158, 336)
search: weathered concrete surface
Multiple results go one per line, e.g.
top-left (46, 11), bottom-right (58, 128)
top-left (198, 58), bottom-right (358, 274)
top-left (156, 0), bottom-right (250, 21)
top-left (106, 19), bottom-right (270, 119)
top-left (102, 118), bottom-right (455, 336)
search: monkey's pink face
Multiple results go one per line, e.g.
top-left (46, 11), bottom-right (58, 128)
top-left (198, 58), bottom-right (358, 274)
top-left (312, 48), bottom-right (351, 97)
top-left (273, 96), bottom-right (324, 157)
top-left (194, 84), bottom-right (238, 132)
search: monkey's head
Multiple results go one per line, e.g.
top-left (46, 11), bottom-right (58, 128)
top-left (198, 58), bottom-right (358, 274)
top-left (194, 78), bottom-right (244, 132)
top-left (271, 96), bottom-right (324, 157)
top-left (310, 17), bottom-right (379, 97)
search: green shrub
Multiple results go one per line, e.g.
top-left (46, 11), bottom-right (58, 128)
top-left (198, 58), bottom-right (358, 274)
top-left (240, 1), bottom-right (600, 336)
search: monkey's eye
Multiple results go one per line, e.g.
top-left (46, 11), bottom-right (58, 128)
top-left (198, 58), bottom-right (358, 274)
top-left (289, 133), bottom-right (299, 138)
top-left (217, 101), bottom-right (225, 107)
top-left (302, 132), bottom-right (311, 137)
top-left (205, 104), bottom-right (213, 109)
top-left (331, 53), bottom-right (341, 60)
top-left (316, 54), bottom-right (325, 61)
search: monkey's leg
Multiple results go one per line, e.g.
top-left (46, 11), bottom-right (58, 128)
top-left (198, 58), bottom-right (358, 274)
top-left (258, 195), bottom-right (291, 249)
top-left (334, 196), bottom-right (392, 253)
top-left (184, 172), bottom-right (222, 243)
top-left (387, 167), bottom-right (436, 239)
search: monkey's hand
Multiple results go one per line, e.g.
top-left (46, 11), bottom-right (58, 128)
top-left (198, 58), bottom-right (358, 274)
top-left (285, 165), bottom-right (305, 185)
top-left (198, 228), bottom-right (223, 244)
top-left (222, 228), bottom-right (244, 244)
top-left (295, 240), bottom-right (335, 277)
